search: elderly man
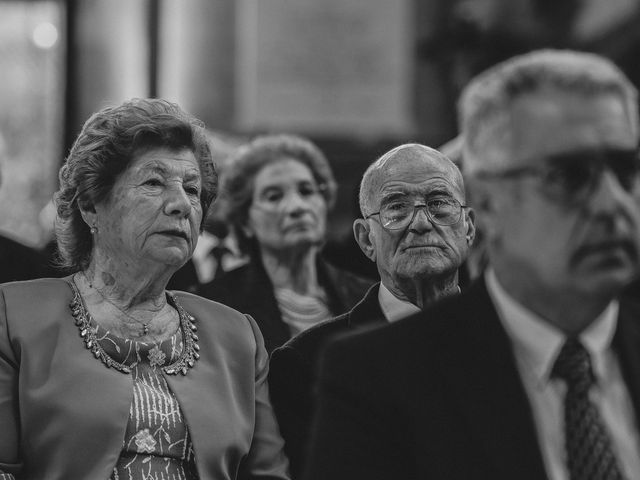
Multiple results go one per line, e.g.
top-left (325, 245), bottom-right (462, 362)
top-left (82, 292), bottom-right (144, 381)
top-left (268, 143), bottom-right (475, 478)
top-left (305, 50), bottom-right (640, 480)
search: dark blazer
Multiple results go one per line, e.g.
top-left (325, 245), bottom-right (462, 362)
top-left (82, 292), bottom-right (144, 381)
top-left (269, 284), bottom-right (385, 478)
top-left (0, 277), bottom-right (289, 480)
top-left (200, 255), bottom-right (374, 353)
top-left (304, 278), bottom-right (640, 480)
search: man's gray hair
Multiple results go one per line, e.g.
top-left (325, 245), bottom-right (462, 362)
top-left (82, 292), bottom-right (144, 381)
top-left (358, 143), bottom-right (461, 217)
top-left (459, 49), bottom-right (639, 176)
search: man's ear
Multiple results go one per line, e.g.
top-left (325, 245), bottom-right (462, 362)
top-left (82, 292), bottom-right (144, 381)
top-left (353, 218), bottom-right (376, 263)
top-left (467, 179), bottom-right (501, 243)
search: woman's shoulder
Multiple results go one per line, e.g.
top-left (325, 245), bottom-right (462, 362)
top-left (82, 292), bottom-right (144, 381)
top-left (198, 260), bottom-right (269, 302)
top-left (0, 276), bottom-right (73, 303)
top-left (0, 277), bottom-right (76, 343)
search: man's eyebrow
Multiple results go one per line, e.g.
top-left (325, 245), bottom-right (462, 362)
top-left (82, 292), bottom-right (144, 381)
top-left (426, 188), bottom-right (455, 198)
top-left (379, 191), bottom-right (409, 203)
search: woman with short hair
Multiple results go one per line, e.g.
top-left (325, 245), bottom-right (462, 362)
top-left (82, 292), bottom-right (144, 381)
top-left (0, 98), bottom-right (289, 480)
top-left (200, 134), bottom-right (373, 353)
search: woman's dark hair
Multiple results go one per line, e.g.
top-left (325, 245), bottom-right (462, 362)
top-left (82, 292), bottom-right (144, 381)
top-left (54, 98), bottom-right (216, 271)
top-left (216, 134), bottom-right (337, 248)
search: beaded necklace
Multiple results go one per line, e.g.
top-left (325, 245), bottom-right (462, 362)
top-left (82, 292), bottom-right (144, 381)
top-left (68, 278), bottom-right (200, 375)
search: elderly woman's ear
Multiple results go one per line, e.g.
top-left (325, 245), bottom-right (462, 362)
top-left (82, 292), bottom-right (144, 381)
top-left (78, 199), bottom-right (98, 232)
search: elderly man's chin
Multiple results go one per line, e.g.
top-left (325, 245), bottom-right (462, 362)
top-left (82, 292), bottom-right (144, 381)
top-left (396, 256), bottom-right (453, 278)
top-left (573, 258), bottom-right (640, 296)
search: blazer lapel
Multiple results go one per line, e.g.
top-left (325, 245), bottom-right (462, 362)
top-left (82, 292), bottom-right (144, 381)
top-left (613, 297), bottom-right (640, 432)
top-left (434, 280), bottom-right (549, 480)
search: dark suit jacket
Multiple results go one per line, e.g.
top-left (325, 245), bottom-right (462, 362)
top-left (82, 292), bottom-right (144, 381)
top-left (269, 284), bottom-right (385, 478)
top-left (200, 255), bottom-right (374, 353)
top-left (305, 278), bottom-right (640, 480)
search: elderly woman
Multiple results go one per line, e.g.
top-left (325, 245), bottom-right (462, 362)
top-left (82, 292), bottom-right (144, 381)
top-left (0, 99), bottom-right (289, 479)
top-left (200, 134), bottom-right (373, 353)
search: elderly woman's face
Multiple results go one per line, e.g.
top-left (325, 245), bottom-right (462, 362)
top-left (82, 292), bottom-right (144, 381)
top-left (246, 158), bottom-right (327, 253)
top-left (93, 147), bottom-right (203, 269)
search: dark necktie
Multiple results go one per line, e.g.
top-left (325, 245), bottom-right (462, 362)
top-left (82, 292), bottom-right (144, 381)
top-left (209, 245), bottom-right (229, 281)
top-left (552, 338), bottom-right (625, 480)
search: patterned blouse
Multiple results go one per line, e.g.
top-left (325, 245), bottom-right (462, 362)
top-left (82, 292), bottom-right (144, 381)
top-left (93, 322), bottom-right (199, 480)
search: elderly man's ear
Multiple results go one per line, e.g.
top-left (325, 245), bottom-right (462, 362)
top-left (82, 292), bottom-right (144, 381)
top-left (467, 181), bottom-right (503, 244)
top-left (353, 218), bottom-right (377, 263)
top-left (464, 208), bottom-right (476, 246)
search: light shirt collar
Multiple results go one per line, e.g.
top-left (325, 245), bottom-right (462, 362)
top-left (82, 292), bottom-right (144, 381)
top-left (191, 231), bottom-right (243, 263)
top-left (485, 268), bottom-right (618, 388)
top-left (378, 282), bottom-right (422, 322)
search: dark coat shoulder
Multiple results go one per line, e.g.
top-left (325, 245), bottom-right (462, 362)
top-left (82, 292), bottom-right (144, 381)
top-left (199, 255), bottom-right (375, 353)
top-left (269, 284), bottom-right (382, 478)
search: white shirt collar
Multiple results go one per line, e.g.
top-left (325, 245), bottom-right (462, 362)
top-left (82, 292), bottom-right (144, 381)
top-left (485, 268), bottom-right (618, 388)
top-left (378, 282), bottom-right (422, 322)
top-left (191, 231), bottom-right (243, 263)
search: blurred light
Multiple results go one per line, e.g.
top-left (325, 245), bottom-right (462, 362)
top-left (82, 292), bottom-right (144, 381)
top-left (32, 22), bottom-right (58, 49)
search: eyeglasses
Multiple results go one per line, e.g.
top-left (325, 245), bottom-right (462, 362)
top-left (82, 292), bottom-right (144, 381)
top-left (366, 197), bottom-right (467, 230)
top-left (476, 148), bottom-right (640, 205)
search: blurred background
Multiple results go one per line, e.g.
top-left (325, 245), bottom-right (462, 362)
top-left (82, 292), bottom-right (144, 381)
top-left (2, 0), bottom-right (640, 260)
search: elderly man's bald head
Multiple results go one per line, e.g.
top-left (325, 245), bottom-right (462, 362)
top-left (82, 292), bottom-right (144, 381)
top-left (358, 143), bottom-right (464, 217)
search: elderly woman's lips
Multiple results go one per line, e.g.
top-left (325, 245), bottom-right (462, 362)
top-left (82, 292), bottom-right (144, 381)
top-left (285, 221), bottom-right (314, 231)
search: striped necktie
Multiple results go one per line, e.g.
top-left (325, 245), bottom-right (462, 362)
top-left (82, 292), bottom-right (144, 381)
top-left (552, 338), bottom-right (625, 480)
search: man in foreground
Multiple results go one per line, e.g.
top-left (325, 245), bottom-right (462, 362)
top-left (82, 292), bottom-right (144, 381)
top-left (305, 50), bottom-right (640, 480)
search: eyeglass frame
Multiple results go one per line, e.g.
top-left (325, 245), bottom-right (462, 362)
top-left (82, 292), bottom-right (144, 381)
top-left (473, 147), bottom-right (640, 205)
top-left (365, 197), bottom-right (469, 231)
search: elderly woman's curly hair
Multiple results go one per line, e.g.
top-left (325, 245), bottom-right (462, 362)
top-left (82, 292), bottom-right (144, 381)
top-left (215, 134), bottom-right (337, 248)
top-left (54, 98), bottom-right (216, 271)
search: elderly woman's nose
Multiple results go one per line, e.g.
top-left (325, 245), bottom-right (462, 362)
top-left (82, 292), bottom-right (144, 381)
top-left (164, 183), bottom-right (192, 217)
top-left (283, 190), bottom-right (311, 213)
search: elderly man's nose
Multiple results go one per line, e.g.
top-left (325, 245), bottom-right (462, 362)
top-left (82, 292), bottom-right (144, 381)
top-left (409, 206), bottom-right (435, 231)
top-left (589, 169), bottom-right (636, 215)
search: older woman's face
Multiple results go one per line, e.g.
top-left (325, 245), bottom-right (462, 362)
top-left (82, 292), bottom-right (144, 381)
top-left (94, 147), bottom-right (203, 269)
top-left (246, 158), bottom-right (327, 253)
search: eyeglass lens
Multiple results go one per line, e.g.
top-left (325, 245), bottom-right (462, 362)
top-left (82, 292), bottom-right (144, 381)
top-left (543, 149), bottom-right (640, 202)
top-left (380, 198), bottom-right (462, 229)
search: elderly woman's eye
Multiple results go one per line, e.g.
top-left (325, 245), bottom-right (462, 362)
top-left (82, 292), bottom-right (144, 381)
top-left (184, 185), bottom-right (200, 196)
top-left (263, 190), bottom-right (283, 202)
top-left (144, 178), bottom-right (163, 187)
top-left (299, 183), bottom-right (318, 196)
